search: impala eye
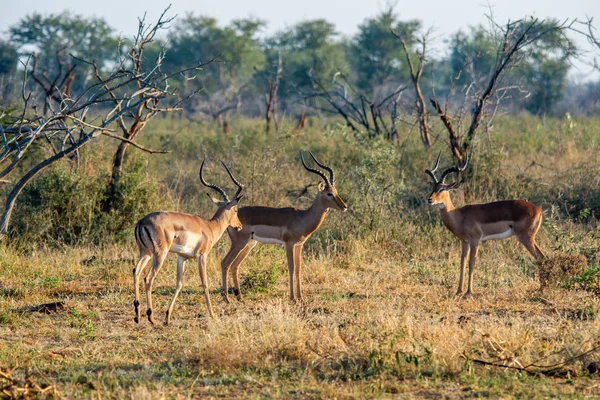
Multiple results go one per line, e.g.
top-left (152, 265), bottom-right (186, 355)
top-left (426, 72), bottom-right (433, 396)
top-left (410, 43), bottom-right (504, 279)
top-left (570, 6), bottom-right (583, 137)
top-left (327, 193), bottom-right (333, 197)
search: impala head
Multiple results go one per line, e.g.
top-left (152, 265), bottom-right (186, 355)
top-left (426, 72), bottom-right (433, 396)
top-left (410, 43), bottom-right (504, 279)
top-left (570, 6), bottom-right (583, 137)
top-left (200, 160), bottom-right (245, 231)
top-left (425, 152), bottom-right (468, 207)
top-left (301, 151), bottom-right (348, 211)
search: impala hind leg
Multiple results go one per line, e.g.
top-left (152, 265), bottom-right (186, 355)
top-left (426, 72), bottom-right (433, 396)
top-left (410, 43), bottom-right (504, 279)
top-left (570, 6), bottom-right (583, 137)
top-left (145, 250), bottom-right (168, 324)
top-left (165, 256), bottom-right (186, 325)
top-left (517, 213), bottom-right (546, 261)
top-left (534, 243), bottom-right (546, 260)
top-left (518, 236), bottom-right (546, 261)
top-left (230, 241), bottom-right (256, 302)
top-left (221, 239), bottom-right (253, 303)
top-left (133, 252), bottom-right (151, 323)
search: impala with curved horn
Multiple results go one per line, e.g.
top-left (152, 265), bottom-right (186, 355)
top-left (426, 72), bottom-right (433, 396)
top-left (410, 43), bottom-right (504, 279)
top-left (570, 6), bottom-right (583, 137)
top-left (220, 151), bottom-right (347, 303)
top-left (132, 160), bottom-right (244, 324)
top-left (426, 153), bottom-right (545, 297)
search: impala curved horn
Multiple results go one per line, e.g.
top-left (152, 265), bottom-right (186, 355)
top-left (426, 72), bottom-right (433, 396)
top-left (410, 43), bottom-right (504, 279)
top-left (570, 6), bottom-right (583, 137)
top-left (221, 161), bottom-right (245, 199)
top-left (301, 151), bottom-right (331, 186)
top-left (309, 151), bottom-right (335, 186)
top-left (199, 159), bottom-right (229, 202)
top-left (439, 152), bottom-right (469, 184)
top-left (425, 152), bottom-right (441, 183)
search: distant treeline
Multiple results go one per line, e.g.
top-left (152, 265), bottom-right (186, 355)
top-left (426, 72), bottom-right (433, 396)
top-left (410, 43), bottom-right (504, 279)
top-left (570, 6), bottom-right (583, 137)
top-left (1, 8), bottom-right (599, 126)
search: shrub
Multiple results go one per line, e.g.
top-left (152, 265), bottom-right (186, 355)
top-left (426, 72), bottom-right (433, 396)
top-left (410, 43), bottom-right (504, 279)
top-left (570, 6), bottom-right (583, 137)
top-left (240, 262), bottom-right (280, 294)
top-left (10, 153), bottom-right (169, 246)
top-left (538, 253), bottom-right (588, 289)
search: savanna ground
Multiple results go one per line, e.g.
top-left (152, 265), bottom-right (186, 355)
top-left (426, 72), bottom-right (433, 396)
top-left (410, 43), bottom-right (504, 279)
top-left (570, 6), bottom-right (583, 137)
top-left (1, 115), bottom-right (600, 398)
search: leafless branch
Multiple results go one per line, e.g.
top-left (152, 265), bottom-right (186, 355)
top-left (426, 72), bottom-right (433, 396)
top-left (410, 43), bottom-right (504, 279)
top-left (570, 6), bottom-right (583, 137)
top-left (0, 7), bottom-right (211, 238)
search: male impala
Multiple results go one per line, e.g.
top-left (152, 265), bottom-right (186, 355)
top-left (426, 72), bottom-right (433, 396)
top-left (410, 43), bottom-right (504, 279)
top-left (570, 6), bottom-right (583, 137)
top-left (426, 153), bottom-right (545, 297)
top-left (220, 151), bottom-right (347, 303)
top-left (132, 160), bottom-right (244, 324)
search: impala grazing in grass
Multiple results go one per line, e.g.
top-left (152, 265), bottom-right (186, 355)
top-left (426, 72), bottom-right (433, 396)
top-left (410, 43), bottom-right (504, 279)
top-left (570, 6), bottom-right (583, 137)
top-left (426, 153), bottom-right (545, 297)
top-left (220, 151), bottom-right (347, 303)
top-left (133, 160), bottom-right (244, 324)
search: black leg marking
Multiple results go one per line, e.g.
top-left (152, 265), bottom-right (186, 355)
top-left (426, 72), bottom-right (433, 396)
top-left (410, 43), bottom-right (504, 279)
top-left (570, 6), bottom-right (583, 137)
top-left (233, 288), bottom-right (240, 297)
top-left (147, 308), bottom-right (154, 324)
top-left (133, 300), bottom-right (140, 323)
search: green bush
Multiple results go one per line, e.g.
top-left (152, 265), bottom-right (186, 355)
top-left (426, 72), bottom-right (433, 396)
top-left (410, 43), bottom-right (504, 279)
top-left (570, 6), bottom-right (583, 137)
top-left (240, 262), bottom-right (280, 294)
top-left (10, 153), bottom-right (169, 246)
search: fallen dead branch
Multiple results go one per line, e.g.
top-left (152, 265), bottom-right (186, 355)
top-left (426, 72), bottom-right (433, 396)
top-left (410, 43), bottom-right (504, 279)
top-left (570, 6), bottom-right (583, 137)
top-left (463, 342), bottom-right (600, 377)
top-left (0, 368), bottom-right (55, 399)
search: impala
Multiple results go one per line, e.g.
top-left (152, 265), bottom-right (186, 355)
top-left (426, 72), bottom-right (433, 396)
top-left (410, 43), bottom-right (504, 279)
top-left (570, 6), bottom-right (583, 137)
top-left (132, 160), bottom-right (244, 324)
top-left (220, 151), bottom-right (348, 303)
top-left (426, 153), bottom-right (545, 297)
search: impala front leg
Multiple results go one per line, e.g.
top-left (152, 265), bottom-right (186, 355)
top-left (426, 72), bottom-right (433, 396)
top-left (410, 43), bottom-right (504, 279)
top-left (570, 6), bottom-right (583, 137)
top-left (464, 243), bottom-right (479, 298)
top-left (456, 241), bottom-right (470, 296)
top-left (285, 242), bottom-right (296, 302)
top-left (165, 256), bottom-right (186, 325)
top-left (198, 254), bottom-right (214, 317)
top-left (294, 244), bottom-right (303, 301)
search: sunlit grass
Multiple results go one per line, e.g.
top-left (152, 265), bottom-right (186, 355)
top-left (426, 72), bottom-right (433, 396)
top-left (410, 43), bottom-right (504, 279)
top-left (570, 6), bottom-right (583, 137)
top-left (1, 114), bottom-right (599, 397)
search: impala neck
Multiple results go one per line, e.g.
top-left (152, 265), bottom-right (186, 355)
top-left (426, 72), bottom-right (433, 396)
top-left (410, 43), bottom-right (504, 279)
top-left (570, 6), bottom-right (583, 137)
top-left (206, 207), bottom-right (230, 245)
top-left (303, 194), bottom-right (330, 234)
top-left (437, 191), bottom-right (459, 232)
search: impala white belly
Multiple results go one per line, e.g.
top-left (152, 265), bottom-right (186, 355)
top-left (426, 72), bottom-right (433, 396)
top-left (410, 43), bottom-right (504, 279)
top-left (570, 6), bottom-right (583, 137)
top-left (251, 233), bottom-right (285, 245)
top-left (170, 232), bottom-right (203, 257)
top-left (170, 244), bottom-right (197, 257)
top-left (482, 228), bottom-right (513, 241)
top-left (249, 225), bottom-right (286, 245)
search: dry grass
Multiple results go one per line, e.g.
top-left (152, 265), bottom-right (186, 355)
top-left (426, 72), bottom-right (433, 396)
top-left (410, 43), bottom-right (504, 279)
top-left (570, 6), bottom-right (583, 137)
top-left (1, 236), bottom-right (599, 398)
top-left (1, 115), bottom-right (600, 398)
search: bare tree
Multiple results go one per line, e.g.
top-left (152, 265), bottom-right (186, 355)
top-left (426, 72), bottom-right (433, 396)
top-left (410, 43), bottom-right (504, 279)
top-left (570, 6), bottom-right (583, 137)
top-left (307, 71), bottom-right (407, 140)
top-left (262, 51), bottom-right (282, 135)
top-left (431, 17), bottom-right (574, 164)
top-left (0, 8), bottom-right (211, 239)
top-left (100, 8), bottom-right (212, 211)
top-left (570, 17), bottom-right (600, 71)
top-left (194, 76), bottom-right (248, 135)
top-left (29, 49), bottom-right (77, 116)
top-left (392, 28), bottom-right (433, 148)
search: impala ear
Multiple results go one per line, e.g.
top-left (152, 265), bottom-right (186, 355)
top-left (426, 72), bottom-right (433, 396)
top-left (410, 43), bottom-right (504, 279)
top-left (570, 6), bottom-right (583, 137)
top-left (234, 194), bottom-right (244, 204)
top-left (318, 181), bottom-right (326, 191)
top-left (206, 193), bottom-right (221, 205)
top-left (446, 180), bottom-right (463, 191)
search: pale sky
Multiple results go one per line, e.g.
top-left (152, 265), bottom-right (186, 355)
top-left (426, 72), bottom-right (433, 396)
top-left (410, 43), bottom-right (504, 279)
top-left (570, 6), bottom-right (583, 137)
top-left (3, 0), bottom-right (600, 80)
